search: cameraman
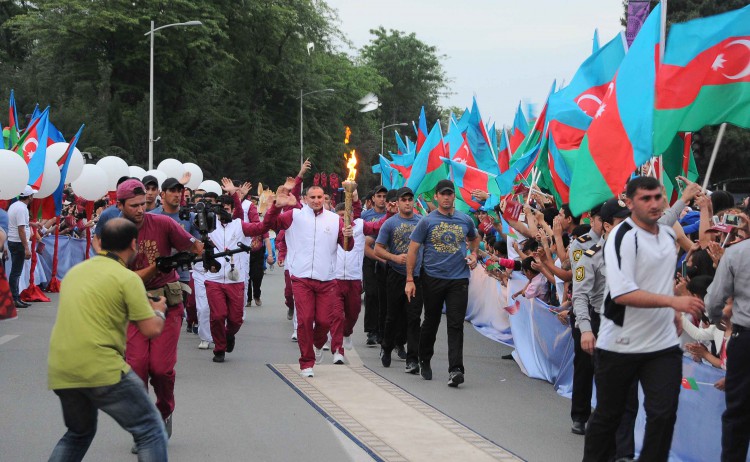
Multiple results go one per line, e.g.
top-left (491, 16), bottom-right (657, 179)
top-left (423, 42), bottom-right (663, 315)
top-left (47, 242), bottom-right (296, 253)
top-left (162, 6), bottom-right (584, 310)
top-left (151, 177), bottom-right (202, 334)
top-left (47, 218), bottom-right (168, 461)
top-left (115, 179), bottom-right (204, 447)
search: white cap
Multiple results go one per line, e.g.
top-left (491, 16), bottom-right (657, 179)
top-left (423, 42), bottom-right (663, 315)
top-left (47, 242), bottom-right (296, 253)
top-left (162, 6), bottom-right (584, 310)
top-left (19, 185), bottom-right (38, 197)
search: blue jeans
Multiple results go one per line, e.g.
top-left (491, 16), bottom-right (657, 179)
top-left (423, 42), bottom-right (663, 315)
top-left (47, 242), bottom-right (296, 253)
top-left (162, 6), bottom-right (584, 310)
top-left (49, 370), bottom-right (168, 462)
top-left (7, 241), bottom-right (25, 301)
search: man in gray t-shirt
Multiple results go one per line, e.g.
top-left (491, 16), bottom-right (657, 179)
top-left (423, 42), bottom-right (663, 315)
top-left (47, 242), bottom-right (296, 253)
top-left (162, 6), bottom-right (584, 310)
top-left (406, 180), bottom-right (479, 387)
top-left (375, 187), bottom-right (423, 373)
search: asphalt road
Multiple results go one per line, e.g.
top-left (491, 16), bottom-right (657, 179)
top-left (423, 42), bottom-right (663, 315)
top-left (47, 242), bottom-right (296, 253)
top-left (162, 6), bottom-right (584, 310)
top-left (0, 268), bottom-right (584, 461)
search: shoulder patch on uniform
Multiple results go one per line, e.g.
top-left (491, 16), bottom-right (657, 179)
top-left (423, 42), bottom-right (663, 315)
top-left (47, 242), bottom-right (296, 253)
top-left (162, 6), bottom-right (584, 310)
top-left (584, 244), bottom-right (601, 257)
top-left (575, 266), bottom-right (585, 282)
top-left (573, 249), bottom-right (583, 262)
top-left (577, 234), bottom-right (592, 243)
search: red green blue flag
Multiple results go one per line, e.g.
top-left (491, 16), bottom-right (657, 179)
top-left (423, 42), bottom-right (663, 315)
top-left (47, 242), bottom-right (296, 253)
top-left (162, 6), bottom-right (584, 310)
top-left (568, 4), bottom-right (662, 216)
top-left (406, 122), bottom-right (449, 196)
top-left (653, 5), bottom-right (750, 154)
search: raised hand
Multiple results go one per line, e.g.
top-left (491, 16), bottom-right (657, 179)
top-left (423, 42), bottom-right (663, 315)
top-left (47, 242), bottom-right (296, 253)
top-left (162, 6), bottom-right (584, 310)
top-left (238, 182), bottom-right (252, 198)
top-left (179, 171), bottom-right (192, 186)
top-left (298, 158), bottom-right (312, 178)
top-left (221, 178), bottom-right (238, 194)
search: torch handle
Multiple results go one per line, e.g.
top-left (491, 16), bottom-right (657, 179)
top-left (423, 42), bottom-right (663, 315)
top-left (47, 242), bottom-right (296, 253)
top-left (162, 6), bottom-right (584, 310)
top-left (344, 190), bottom-right (353, 248)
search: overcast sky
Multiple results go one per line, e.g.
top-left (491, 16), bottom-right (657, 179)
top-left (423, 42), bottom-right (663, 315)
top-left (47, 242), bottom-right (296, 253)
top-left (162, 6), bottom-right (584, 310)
top-left (326, 0), bottom-right (625, 128)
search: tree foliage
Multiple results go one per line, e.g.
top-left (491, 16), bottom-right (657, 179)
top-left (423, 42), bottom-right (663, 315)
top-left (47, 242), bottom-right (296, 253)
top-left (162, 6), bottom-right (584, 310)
top-left (0, 0), bottom-right (448, 192)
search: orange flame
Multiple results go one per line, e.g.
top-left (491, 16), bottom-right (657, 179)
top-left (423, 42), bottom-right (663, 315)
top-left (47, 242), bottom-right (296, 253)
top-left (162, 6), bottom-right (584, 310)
top-left (344, 126), bottom-right (351, 145)
top-left (345, 149), bottom-right (357, 182)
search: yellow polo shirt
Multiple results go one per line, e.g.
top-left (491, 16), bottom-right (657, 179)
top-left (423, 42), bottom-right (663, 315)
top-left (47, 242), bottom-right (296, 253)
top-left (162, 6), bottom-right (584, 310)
top-left (48, 255), bottom-right (154, 390)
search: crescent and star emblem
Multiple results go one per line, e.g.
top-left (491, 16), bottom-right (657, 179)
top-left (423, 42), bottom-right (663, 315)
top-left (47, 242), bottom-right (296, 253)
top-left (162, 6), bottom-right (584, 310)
top-left (711, 39), bottom-right (750, 80)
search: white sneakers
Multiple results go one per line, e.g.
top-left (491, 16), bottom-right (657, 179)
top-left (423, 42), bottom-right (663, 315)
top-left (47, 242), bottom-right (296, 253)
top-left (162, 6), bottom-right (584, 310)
top-left (314, 346), bottom-right (323, 364)
top-left (332, 352), bottom-right (345, 365)
top-left (322, 341), bottom-right (330, 351)
top-left (300, 368), bottom-right (314, 378)
top-left (198, 340), bottom-right (210, 350)
top-left (291, 331), bottom-right (297, 342)
top-left (343, 336), bottom-right (353, 351)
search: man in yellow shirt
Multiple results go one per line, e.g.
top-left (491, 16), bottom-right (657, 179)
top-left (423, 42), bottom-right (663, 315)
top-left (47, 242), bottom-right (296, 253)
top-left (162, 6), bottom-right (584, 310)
top-left (47, 218), bottom-right (169, 461)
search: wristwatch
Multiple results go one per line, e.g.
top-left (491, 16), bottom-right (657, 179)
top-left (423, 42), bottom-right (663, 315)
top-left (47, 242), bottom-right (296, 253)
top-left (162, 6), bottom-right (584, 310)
top-left (153, 310), bottom-right (166, 321)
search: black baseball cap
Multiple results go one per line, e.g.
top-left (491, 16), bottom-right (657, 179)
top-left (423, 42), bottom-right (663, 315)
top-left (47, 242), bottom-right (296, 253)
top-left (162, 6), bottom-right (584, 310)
top-left (142, 175), bottom-right (159, 188)
top-left (436, 179), bottom-right (455, 194)
top-left (386, 189), bottom-right (398, 202)
top-left (396, 186), bottom-right (414, 198)
top-left (599, 198), bottom-right (630, 223)
top-left (161, 177), bottom-right (184, 191)
top-left (372, 185), bottom-right (388, 195)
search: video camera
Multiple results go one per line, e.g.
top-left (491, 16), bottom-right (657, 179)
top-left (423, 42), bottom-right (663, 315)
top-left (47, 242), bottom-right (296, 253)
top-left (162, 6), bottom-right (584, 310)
top-left (156, 200), bottom-right (248, 274)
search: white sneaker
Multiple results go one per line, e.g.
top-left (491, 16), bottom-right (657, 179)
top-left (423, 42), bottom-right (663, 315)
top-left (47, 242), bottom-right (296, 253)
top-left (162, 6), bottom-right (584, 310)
top-left (198, 340), bottom-right (210, 350)
top-left (291, 331), bottom-right (297, 342)
top-left (333, 352), bottom-right (345, 365)
top-left (300, 368), bottom-right (314, 378)
top-left (322, 341), bottom-right (330, 351)
top-left (343, 336), bottom-right (353, 351)
top-left (314, 346), bottom-right (323, 364)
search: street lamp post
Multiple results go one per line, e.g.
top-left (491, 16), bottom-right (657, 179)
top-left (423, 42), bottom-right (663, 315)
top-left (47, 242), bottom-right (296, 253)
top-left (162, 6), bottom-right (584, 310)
top-left (299, 88), bottom-right (335, 170)
top-left (145, 20), bottom-right (203, 170)
top-left (380, 122), bottom-right (409, 184)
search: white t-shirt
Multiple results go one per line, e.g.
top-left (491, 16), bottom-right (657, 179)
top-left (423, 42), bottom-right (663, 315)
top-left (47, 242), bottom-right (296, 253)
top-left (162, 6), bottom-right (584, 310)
top-left (599, 217), bottom-right (678, 353)
top-left (7, 201), bottom-right (29, 243)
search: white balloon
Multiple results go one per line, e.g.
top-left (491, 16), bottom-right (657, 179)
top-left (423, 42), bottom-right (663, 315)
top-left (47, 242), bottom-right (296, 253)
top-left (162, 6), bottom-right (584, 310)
top-left (198, 180), bottom-right (222, 196)
top-left (96, 156), bottom-right (130, 191)
top-left (182, 162), bottom-right (203, 190)
top-left (72, 164), bottom-right (109, 201)
top-left (46, 142), bottom-right (85, 183)
top-left (157, 158), bottom-right (185, 180)
top-left (0, 149), bottom-right (29, 199)
top-left (145, 169), bottom-right (167, 190)
top-left (34, 156), bottom-right (61, 198)
top-left (129, 165), bottom-right (147, 180)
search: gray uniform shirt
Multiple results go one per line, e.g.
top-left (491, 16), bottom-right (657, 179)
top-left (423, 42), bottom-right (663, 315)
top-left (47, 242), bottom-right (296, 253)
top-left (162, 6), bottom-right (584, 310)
top-left (568, 230), bottom-right (600, 280)
top-left (705, 238), bottom-right (750, 328)
top-left (572, 238), bottom-right (606, 333)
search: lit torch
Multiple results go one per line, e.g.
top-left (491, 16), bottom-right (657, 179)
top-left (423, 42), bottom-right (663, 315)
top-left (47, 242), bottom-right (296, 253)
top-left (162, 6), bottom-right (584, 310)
top-left (343, 127), bottom-right (357, 248)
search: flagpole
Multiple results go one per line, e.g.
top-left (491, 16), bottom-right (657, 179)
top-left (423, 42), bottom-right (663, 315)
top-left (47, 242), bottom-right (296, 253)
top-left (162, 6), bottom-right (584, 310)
top-left (701, 123), bottom-right (727, 191)
top-left (659, 0), bottom-right (667, 66)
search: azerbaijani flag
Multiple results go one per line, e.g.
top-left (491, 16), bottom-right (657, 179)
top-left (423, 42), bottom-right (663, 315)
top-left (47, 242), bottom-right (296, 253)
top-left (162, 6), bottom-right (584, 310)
top-left (569, 4), bottom-right (662, 216)
top-left (497, 127), bottom-right (511, 173)
top-left (466, 98), bottom-right (499, 174)
top-left (7, 90), bottom-right (20, 150)
top-left (443, 158), bottom-right (500, 212)
top-left (653, 5), bottom-right (750, 154)
top-left (416, 106), bottom-right (428, 152)
top-left (24, 107), bottom-right (51, 189)
top-left (378, 154), bottom-right (406, 190)
top-left (508, 102), bottom-right (529, 154)
top-left (661, 132), bottom-right (699, 204)
top-left (406, 122), bottom-right (449, 196)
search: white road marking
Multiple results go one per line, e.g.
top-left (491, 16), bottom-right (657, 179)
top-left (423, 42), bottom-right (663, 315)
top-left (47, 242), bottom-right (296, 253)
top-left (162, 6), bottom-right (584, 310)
top-left (0, 335), bottom-right (19, 345)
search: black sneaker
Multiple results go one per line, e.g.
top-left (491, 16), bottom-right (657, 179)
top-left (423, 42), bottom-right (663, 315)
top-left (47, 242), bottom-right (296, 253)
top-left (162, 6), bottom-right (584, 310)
top-left (380, 348), bottom-right (391, 368)
top-left (192, 324), bottom-right (198, 334)
top-left (448, 371), bottom-right (464, 388)
top-left (14, 300), bottom-right (30, 308)
top-left (366, 333), bottom-right (378, 346)
top-left (419, 361), bottom-right (432, 380)
top-left (186, 323), bottom-right (193, 334)
top-left (287, 307), bottom-right (294, 320)
top-left (213, 352), bottom-right (225, 363)
top-left (571, 421), bottom-right (586, 435)
top-left (405, 361), bottom-right (419, 374)
top-left (226, 334), bottom-right (235, 353)
top-left (396, 345), bottom-right (407, 361)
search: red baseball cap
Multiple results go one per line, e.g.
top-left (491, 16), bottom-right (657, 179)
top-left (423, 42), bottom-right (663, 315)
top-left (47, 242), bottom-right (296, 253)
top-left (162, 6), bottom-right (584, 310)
top-left (116, 179), bottom-right (146, 201)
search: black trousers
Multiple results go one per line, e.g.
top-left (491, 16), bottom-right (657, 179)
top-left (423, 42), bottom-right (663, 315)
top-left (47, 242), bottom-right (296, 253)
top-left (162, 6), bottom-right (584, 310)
top-left (376, 262), bottom-right (389, 342)
top-left (247, 249), bottom-right (265, 300)
top-left (722, 327), bottom-right (750, 462)
top-left (570, 312), bottom-right (595, 424)
top-left (584, 346), bottom-right (682, 462)
top-left (382, 271), bottom-right (423, 363)
top-left (8, 241), bottom-right (25, 301)
top-left (419, 274), bottom-right (468, 373)
top-left (362, 257), bottom-right (380, 334)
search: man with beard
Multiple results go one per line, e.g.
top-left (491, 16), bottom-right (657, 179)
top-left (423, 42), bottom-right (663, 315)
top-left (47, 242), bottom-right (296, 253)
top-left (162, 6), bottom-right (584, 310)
top-left (116, 179), bottom-right (204, 450)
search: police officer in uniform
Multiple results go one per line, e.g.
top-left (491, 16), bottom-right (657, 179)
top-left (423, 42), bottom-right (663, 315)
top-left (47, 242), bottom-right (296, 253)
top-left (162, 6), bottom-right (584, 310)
top-left (568, 206), bottom-right (602, 435)
top-left (574, 198), bottom-right (637, 460)
top-left (705, 224), bottom-right (750, 461)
